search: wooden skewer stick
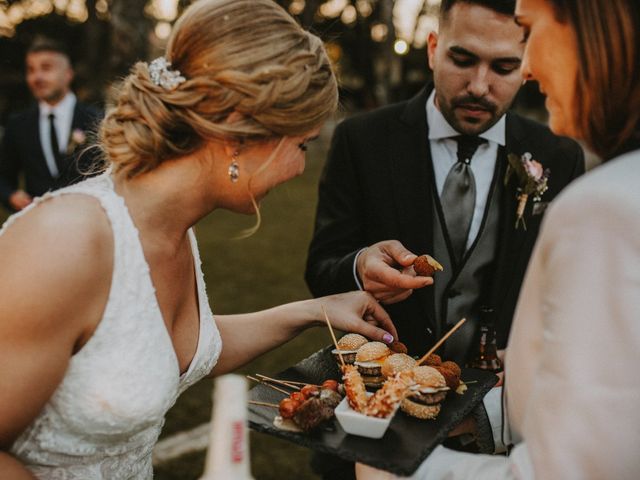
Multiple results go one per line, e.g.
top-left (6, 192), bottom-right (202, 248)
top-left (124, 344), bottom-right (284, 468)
top-left (321, 305), bottom-right (345, 368)
top-left (246, 375), bottom-right (290, 396)
top-left (417, 318), bottom-right (467, 366)
top-left (249, 400), bottom-right (279, 409)
top-left (255, 375), bottom-right (322, 388)
top-left (254, 374), bottom-right (302, 390)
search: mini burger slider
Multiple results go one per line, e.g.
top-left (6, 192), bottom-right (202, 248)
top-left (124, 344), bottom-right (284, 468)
top-left (381, 353), bottom-right (417, 379)
top-left (401, 366), bottom-right (449, 420)
top-left (354, 342), bottom-right (391, 388)
top-left (332, 333), bottom-right (369, 365)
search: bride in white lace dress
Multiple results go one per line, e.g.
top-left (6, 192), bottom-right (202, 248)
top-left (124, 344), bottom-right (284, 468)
top-left (0, 1), bottom-right (399, 478)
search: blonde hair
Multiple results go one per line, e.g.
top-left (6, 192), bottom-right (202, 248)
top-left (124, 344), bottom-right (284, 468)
top-left (99, 0), bottom-right (338, 177)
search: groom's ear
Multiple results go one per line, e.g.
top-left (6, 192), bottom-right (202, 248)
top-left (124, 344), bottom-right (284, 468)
top-left (427, 31), bottom-right (438, 71)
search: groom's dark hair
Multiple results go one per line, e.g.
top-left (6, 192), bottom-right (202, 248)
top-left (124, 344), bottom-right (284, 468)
top-left (440, 0), bottom-right (516, 20)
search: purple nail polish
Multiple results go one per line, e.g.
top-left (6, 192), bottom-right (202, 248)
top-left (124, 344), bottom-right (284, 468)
top-left (383, 333), bottom-right (394, 344)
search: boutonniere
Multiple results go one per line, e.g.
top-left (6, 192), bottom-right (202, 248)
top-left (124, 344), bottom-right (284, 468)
top-left (505, 152), bottom-right (550, 230)
top-left (67, 128), bottom-right (87, 154)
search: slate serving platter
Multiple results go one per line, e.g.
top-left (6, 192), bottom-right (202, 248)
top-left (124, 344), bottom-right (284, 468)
top-left (248, 346), bottom-right (497, 476)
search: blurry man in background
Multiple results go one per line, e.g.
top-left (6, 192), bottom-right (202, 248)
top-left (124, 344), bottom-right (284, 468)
top-left (0, 38), bottom-right (102, 211)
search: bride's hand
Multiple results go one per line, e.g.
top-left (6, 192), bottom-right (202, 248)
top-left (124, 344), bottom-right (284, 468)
top-left (314, 291), bottom-right (398, 344)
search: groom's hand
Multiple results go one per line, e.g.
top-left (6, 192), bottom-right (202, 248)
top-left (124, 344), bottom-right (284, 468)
top-left (356, 240), bottom-right (433, 304)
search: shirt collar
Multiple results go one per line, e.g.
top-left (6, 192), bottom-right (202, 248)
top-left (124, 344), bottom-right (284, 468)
top-left (39, 92), bottom-right (76, 118)
top-left (426, 90), bottom-right (505, 146)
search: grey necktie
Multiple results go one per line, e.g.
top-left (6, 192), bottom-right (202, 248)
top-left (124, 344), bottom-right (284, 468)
top-left (440, 135), bottom-right (486, 263)
top-left (48, 113), bottom-right (64, 177)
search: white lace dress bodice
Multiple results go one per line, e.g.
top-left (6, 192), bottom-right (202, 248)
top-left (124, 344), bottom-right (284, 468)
top-left (6, 173), bottom-right (223, 479)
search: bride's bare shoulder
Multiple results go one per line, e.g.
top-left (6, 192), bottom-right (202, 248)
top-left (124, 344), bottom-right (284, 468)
top-left (2, 193), bottom-right (113, 251)
top-left (0, 193), bottom-right (114, 295)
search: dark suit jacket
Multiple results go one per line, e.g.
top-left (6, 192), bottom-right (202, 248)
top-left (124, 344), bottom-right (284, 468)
top-left (0, 101), bottom-right (103, 209)
top-left (305, 86), bottom-right (585, 355)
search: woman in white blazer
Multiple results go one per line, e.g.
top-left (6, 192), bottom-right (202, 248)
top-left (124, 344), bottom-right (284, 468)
top-left (358, 0), bottom-right (640, 478)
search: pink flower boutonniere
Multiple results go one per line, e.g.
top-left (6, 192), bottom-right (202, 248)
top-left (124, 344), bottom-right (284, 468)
top-left (505, 152), bottom-right (550, 230)
top-left (67, 128), bottom-right (87, 154)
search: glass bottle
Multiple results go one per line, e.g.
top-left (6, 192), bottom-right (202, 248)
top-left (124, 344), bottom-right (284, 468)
top-left (200, 374), bottom-right (254, 480)
top-left (468, 307), bottom-right (503, 373)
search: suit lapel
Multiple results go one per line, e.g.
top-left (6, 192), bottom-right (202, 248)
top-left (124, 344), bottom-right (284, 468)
top-left (490, 114), bottom-right (528, 309)
top-left (390, 86), bottom-right (437, 325)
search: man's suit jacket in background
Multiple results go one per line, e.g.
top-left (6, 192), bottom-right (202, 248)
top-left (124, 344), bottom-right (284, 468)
top-left (0, 101), bottom-right (103, 209)
top-left (306, 87), bottom-right (585, 355)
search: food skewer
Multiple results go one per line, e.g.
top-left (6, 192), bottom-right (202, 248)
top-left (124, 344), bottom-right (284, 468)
top-left (254, 374), bottom-right (303, 390)
top-left (249, 400), bottom-right (279, 409)
top-left (417, 318), bottom-right (467, 366)
top-left (321, 305), bottom-right (345, 367)
top-left (246, 375), bottom-right (291, 396)
top-left (255, 374), bottom-right (322, 389)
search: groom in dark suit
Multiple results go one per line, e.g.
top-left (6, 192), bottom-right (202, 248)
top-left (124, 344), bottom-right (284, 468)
top-left (306, 0), bottom-right (585, 364)
top-left (0, 39), bottom-right (102, 211)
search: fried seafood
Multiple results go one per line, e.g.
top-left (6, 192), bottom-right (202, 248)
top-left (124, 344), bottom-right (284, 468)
top-left (423, 353), bottom-right (442, 366)
top-left (413, 255), bottom-right (444, 277)
top-left (441, 361), bottom-right (461, 378)
top-left (342, 364), bottom-right (368, 412)
top-left (389, 341), bottom-right (408, 354)
top-left (363, 370), bottom-right (416, 418)
top-left (434, 364), bottom-right (461, 390)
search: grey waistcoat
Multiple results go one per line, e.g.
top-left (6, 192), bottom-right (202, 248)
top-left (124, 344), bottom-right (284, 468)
top-left (432, 167), bottom-right (502, 364)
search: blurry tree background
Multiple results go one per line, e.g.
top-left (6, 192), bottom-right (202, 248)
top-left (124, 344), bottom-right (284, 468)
top-left (0, 0), bottom-right (545, 126)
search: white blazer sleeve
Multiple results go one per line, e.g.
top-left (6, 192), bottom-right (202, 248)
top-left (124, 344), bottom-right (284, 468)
top-left (515, 171), bottom-right (640, 480)
top-left (355, 444), bottom-right (534, 480)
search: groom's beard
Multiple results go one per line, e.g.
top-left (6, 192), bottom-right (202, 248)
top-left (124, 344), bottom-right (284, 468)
top-left (440, 93), bottom-right (507, 136)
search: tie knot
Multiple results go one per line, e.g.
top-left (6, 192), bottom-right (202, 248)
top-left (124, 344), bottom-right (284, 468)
top-left (454, 135), bottom-right (487, 164)
top-left (48, 113), bottom-right (55, 121)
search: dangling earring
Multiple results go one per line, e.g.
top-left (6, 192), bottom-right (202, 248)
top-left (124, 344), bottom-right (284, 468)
top-left (228, 150), bottom-right (240, 183)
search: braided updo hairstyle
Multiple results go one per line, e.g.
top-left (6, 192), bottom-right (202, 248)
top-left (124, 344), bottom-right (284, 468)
top-left (99, 0), bottom-right (338, 178)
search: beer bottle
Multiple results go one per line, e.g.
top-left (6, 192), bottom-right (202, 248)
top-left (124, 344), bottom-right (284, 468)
top-left (468, 307), bottom-right (503, 373)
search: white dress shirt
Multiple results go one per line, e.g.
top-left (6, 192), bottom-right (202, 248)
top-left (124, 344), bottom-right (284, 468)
top-left (426, 90), bottom-right (505, 251)
top-left (39, 92), bottom-right (77, 178)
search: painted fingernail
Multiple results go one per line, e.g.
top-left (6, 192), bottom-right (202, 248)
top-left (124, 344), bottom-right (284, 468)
top-left (382, 333), bottom-right (394, 344)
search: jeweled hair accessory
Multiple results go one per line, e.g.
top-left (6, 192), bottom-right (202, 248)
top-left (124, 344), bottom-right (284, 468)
top-left (148, 57), bottom-right (186, 90)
